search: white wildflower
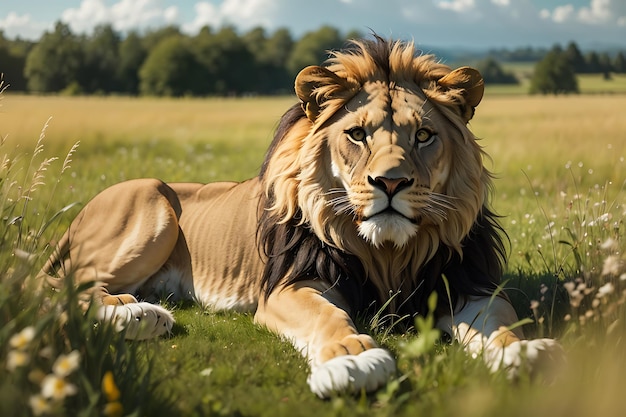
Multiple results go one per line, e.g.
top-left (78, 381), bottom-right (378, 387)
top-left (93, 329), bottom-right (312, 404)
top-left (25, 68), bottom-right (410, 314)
top-left (602, 255), bottom-right (622, 277)
top-left (564, 281), bottom-right (585, 308)
top-left (52, 350), bottom-right (81, 377)
top-left (600, 238), bottom-right (618, 251)
top-left (9, 326), bottom-right (36, 350)
top-left (7, 350), bottom-right (30, 371)
top-left (41, 374), bottom-right (77, 400)
top-left (596, 282), bottom-right (615, 298)
top-left (29, 394), bottom-right (51, 416)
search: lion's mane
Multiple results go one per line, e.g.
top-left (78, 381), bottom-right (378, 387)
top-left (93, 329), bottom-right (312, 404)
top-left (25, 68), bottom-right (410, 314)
top-left (258, 36), bottom-right (506, 322)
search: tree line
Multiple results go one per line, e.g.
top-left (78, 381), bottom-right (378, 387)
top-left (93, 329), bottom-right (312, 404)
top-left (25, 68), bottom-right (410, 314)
top-left (1, 23), bottom-right (625, 96)
top-left (530, 42), bottom-right (626, 95)
top-left (0, 22), bottom-right (362, 96)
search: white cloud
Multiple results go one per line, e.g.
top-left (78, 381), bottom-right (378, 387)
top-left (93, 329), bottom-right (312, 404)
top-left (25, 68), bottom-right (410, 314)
top-left (0, 12), bottom-right (51, 40)
top-left (553, 4), bottom-right (576, 23)
top-left (541, 0), bottom-right (626, 25)
top-left (182, 0), bottom-right (276, 34)
top-left (60, 0), bottom-right (180, 34)
top-left (61, 0), bottom-right (108, 33)
top-left (436, 0), bottom-right (476, 13)
top-left (578, 0), bottom-right (613, 23)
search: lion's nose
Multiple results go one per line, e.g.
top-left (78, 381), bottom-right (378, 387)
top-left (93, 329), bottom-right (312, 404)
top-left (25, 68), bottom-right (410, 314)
top-left (368, 176), bottom-right (414, 197)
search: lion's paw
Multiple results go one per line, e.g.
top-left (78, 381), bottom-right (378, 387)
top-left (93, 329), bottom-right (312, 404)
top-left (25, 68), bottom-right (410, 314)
top-left (307, 348), bottom-right (396, 398)
top-left (484, 338), bottom-right (565, 379)
top-left (97, 302), bottom-right (174, 340)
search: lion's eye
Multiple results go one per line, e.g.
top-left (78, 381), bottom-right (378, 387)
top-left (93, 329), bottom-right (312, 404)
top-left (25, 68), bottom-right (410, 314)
top-left (346, 127), bottom-right (367, 142)
top-left (415, 128), bottom-right (436, 148)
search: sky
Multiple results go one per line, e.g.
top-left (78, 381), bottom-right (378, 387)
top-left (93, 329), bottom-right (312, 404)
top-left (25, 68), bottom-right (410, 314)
top-left (0, 0), bottom-right (625, 49)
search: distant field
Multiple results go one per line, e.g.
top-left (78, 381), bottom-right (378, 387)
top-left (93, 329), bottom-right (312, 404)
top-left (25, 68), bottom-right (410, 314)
top-left (2, 93), bottom-right (626, 416)
top-left (486, 72), bottom-right (626, 95)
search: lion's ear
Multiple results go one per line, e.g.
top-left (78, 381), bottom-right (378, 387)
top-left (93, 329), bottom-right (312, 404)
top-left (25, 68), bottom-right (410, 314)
top-left (295, 66), bottom-right (357, 121)
top-left (438, 66), bottom-right (484, 123)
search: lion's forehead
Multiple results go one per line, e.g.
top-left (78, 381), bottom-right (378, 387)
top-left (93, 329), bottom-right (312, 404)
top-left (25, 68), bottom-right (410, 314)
top-left (345, 81), bottom-right (436, 131)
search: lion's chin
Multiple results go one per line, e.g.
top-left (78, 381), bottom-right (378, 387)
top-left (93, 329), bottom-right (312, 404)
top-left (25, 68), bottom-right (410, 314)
top-left (358, 214), bottom-right (418, 248)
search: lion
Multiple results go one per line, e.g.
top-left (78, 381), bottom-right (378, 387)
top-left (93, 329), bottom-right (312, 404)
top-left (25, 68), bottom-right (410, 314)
top-left (38, 36), bottom-right (561, 397)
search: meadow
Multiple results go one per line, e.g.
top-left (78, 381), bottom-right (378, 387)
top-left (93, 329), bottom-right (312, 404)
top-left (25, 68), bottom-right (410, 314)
top-left (1, 87), bottom-right (626, 416)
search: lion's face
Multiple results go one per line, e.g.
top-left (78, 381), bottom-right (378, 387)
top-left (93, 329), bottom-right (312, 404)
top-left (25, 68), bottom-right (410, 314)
top-left (324, 81), bottom-right (453, 247)
top-left (265, 39), bottom-right (488, 256)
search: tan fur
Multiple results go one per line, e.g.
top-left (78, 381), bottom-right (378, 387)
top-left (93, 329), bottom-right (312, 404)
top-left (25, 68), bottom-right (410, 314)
top-left (38, 37), bottom-right (560, 396)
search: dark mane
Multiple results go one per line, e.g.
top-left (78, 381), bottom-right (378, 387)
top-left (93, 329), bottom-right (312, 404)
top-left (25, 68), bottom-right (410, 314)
top-left (256, 37), bottom-right (508, 326)
top-left (259, 103), bottom-right (304, 180)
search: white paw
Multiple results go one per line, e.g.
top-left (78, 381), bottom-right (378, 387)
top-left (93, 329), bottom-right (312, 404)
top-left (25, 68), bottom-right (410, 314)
top-left (484, 338), bottom-right (565, 378)
top-left (97, 302), bottom-right (175, 340)
top-left (307, 348), bottom-right (396, 398)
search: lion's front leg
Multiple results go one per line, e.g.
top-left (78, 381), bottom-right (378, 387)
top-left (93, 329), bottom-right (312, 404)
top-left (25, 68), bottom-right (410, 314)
top-left (254, 281), bottom-right (395, 398)
top-left (436, 296), bottom-right (564, 378)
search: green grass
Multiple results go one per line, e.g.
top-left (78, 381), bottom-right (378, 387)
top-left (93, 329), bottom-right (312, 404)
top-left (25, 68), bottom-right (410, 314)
top-left (2, 91), bottom-right (626, 416)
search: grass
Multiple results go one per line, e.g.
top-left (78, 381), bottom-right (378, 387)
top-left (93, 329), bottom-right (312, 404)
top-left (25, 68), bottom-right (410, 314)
top-left (2, 90), bottom-right (626, 416)
top-left (485, 73), bottom-right (626, 95)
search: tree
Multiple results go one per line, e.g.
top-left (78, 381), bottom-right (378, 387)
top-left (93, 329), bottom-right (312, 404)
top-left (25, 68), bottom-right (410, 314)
top-left (476, 57), bottom-right (518, 85)
top-left (585, 51), bottom-right (602, 73)
top-left (210, 27), bottom-right (257, 95)
top-left (24, 22), bottom-right (83, 93)
top-left (0, 31), bottom-right (28, 91)
top-left (118, 32), bottom-right (147, 94)
top-left (79, 25), bottom-right (121, 93)
top-left (190, 26), bottom-right (257, 95)
top-left (141, 26), bottom-right (182, 50)
top-left (564, 41), bottom-right (587, 73)
top-left (242, 27), bottom-right (293, 94)
top-left (529, 48), bottom-right (578, 95)
top-left (598, 52), bottom-right (613, 76)
top-left (287, 26), bottom-right (344, 77)
top-left (613, 52), bottom-right (626, 74)
top-left (139, 35), bottom-right (203, 97)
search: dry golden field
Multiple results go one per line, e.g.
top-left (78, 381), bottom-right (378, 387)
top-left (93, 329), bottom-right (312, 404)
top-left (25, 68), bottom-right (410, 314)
top-left (3, 93), bottom-right (624, 165)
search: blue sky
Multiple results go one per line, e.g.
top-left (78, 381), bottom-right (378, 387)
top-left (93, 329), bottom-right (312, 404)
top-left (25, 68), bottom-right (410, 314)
top-left (1, 0), bottom-right (625, 48)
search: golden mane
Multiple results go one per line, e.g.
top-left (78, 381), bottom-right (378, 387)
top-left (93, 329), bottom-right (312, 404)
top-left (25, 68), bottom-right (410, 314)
top-left (259, 36), bottom-right (503, 317)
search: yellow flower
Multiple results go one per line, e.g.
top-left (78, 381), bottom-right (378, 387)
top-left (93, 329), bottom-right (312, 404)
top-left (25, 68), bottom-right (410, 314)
top-left (29, 394), bottom-right (51, 416)
top-left (52, 350), bottom-right (81, 377)
top-left (9, 326), bottom-right (36, 350)
top-left (103, 401), bottom-right (124, 417)
top-left (102, 371), bottom-right (121, 402)
top-left (41, 374), bottom-right (77, 400)
top-left (7, 350), bottom-right (30, 371)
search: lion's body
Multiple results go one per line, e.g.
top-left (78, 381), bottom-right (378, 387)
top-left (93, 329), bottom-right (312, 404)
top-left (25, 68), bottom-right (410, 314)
top-left (42, 178), bottom-right (266, 311)
top-left (39, 36), bottom-right (561, 397)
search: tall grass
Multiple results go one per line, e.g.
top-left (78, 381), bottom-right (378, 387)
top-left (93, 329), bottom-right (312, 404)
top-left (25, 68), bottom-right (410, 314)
top-left (0, 85), bottom-right (173, 416)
